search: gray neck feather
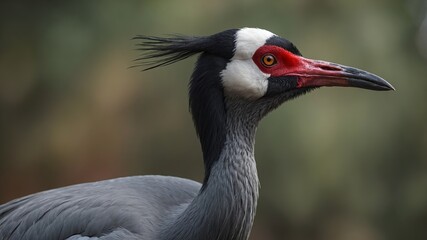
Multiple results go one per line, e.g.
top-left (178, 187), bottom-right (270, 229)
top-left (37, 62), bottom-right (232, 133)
top-left (160, 99), bottom-right (261, 240)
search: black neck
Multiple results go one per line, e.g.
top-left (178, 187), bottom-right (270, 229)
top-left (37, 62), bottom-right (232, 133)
top-left (189, 53), bottom-right (229, 187)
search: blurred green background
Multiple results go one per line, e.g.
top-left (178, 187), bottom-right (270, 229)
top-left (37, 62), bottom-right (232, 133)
top-left (1, 0), bottom-right (426, 239)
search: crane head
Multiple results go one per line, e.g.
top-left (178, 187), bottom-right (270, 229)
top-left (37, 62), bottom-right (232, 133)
top-left (221, 28), bottom-right (393, 101)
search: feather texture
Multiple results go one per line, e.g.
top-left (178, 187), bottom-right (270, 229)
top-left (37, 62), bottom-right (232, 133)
top-left (133, 35), bottom-right (209, 70)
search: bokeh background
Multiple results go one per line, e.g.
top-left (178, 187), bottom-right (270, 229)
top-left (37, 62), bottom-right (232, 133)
top-left (1, 0), bottom-right (426, 239)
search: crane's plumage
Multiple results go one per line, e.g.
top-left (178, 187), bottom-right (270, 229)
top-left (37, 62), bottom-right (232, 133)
top-left (0, 176), bottom-right (200, 239)
top-left (0, 28), bottom-right (394, 240)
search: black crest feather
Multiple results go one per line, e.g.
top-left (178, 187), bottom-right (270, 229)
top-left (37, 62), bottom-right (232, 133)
top-left (133, 29), bottom-right (237, 70)
top-left (133, 35), bottom-right (211, 70)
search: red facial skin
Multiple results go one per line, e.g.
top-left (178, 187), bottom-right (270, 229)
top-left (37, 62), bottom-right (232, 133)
top-left (252, 45), bottom-right (350, 88)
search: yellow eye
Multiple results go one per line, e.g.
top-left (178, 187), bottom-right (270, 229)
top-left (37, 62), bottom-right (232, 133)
top-left (261, 54), bottom-right (277, 67)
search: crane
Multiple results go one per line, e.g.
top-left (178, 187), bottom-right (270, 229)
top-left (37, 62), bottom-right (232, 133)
top-left (0, 28), bottom-right (394, 240)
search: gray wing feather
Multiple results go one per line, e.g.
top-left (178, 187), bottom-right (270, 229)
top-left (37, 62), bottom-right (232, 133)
top-left (0, 176), bottom-right (200, 240)
top-left (66, 228), bottom-right (142, 240)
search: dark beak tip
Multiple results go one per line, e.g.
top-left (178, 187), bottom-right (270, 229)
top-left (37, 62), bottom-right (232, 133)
top-left (372, 83), bottom-right (395, 92)
top-left (381, 86), bottom-right (395, 91)
top-left (375, 81), bottom-right (395, 91)
top-left (380, 80), bottom-right (395, 91)
top-left (350, 72), bottom-right (395, 92)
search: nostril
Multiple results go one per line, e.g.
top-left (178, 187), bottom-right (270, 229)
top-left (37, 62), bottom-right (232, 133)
top-left (319, 65), bottom-right (341, 71)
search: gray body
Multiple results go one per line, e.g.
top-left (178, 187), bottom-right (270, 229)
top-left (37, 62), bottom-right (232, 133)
top-left (0, 176), bottom-right (200, 239)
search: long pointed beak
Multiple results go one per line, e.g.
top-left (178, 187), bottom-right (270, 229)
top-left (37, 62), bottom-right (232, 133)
top-left (293, 57), bottom-right (394, 91)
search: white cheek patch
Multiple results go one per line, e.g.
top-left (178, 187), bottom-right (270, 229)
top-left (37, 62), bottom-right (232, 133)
top-left (220, 28), bottom-right (275, 99)
top-left (221, 59), bottom-right (270, 100)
